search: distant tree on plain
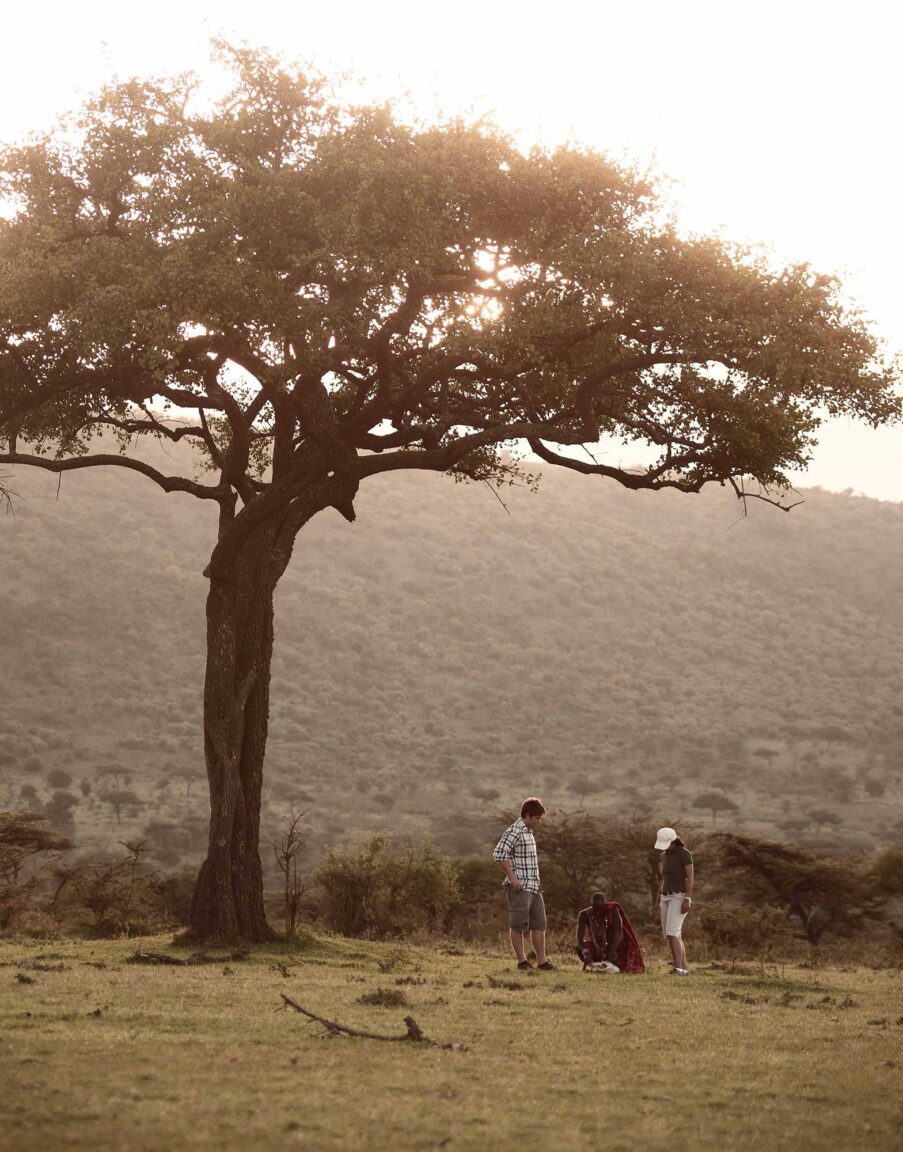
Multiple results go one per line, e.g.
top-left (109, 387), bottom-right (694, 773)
top-left (693, 790), bottom-right (739, 827)
top-left (44, 790), bottom-right (79, 829)
top-left (95, 764), bottom-right (132, 789)
top-left (100, 789), bottom-right (144, 826)
top-left (807, 808), bottom-right (843, 836)
top-left (19, 784), bottom-right (40, 806)
top-left (2, 45), bottom-right (898, 941)
top-left (566, 774), bottom-right (601, 809)
top-left (169, 765), bottom-right (199, 797)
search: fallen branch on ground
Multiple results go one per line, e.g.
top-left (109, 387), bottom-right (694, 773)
top-left (279, 995), bottom-right (467, 1050)
top-left (127, 949), bottom-right (248, 966)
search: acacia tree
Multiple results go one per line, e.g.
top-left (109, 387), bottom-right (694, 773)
top-left (693, 789), bottom-right (739, 827)
top-left (1, 47), bottom-right (898, 942)
top-left (707, 833), bottom-right (883, 945)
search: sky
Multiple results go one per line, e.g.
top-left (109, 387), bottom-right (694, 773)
top-left (3, 0), bottom-right (902, 500)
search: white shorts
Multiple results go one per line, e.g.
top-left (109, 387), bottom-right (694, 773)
top-left (661, 893), bottom-right (688, 939)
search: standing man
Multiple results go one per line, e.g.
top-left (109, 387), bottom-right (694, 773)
top-left (493, 797), bottom-right (554, 971)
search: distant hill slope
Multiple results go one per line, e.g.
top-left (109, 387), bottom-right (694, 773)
top-left (2, 440), bottom-right (902, 858)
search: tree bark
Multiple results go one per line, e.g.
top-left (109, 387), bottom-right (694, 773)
top-left (187, 532), bottom-right (283, 943)
top-left (186, 469), bottom-right (357, 943)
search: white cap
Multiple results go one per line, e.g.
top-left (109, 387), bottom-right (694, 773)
top-left (655, 826), bottom-right (678, 850)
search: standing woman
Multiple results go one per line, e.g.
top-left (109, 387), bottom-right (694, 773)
top-left (653, 827), bottom-right (694, 975)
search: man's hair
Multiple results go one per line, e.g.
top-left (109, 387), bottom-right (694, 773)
top-left (520, 797), bottom-right (546, 818)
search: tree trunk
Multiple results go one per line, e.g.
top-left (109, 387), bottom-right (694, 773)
top-left (187, 536), bottom-right (282, 943)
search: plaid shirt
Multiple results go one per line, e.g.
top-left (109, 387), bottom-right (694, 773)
top-left (493, 818), bottom-right (541, 893)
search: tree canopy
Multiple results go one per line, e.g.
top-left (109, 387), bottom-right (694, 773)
top-left (1, 44), bottom-right (897, 513)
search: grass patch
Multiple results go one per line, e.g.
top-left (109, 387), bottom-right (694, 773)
top-left (1, 934), bottom-right (901, 1152)
top-left (357, 987), bottom-right (408, 1008)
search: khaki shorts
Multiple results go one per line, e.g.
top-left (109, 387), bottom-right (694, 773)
top-left (661, 893), bottom-right (688, 939)
top-left (506, 888), bottom-right (546, 932)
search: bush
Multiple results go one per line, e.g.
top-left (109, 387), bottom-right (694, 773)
top-left (691, 903), bottom-right (795, 957)
top-left (60, 843), bottom-right (162, 936)
top-left (871, 846), bottom-right (903, 896)
top-left (313, 834), bottom-right (461, 938)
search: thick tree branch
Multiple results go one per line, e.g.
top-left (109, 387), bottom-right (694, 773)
top-left (89, 412), bottom-right (210, 445)
top-left (177, 332), bottom-right (277, 387)
top-left (0, 451), bottom-right (228, 500)
top-left (156, 384), bottom-right (222, 409)
top-left (526, 438), bottom-right (706, 491)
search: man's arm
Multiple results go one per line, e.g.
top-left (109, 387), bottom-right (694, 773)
top-left (493, 827), bottom-right (524, 891)
top-left (496, 858), bottom-right (524, 891)
top-left (576, 909), bottom-right (589, 948)
top-left (576, 909), bottom-right (592, 963)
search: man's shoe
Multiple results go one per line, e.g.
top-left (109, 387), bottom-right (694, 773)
top-left (536, 961), bottom-right (556, 971)
top-left (517, 960), bottom-right (534, 971)
top-left (669, 967), bottom-right (689, 976)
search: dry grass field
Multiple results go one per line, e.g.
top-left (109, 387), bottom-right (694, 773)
top-left (1, 933), bottom-right (901, 1152)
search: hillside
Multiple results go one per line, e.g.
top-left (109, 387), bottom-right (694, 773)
top-left (2, 440), bottom-right (902, 862)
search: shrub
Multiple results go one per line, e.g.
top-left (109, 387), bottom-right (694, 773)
top-left (60, 842), bottom-right (160, 936)
top-left (313, 834), bottom-right (460, 938)
top-left (691, 903), bottom-right (795, 957)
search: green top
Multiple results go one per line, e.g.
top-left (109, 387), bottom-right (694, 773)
top-left (661, 845), bottom-right (693, 894)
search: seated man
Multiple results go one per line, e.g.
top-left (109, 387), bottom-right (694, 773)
top-left (576, 891), bottom-right (645, 973)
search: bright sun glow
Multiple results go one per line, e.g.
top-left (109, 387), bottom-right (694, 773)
top-left (4, 0), bottom-right (902, 499)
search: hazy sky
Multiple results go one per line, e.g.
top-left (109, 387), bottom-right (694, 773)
top-left (4, 1), bottom-right (902, 499)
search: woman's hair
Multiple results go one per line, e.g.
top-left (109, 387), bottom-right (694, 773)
top-left (667, 837), bottom-right (685, 850)
top-left (520, 797), bottom-right (546, 818)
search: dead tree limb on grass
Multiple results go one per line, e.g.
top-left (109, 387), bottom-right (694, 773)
top-left (279, 995), bottom-right (467, 1050)
top-left (127, 948), bottom-right (249, 966)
